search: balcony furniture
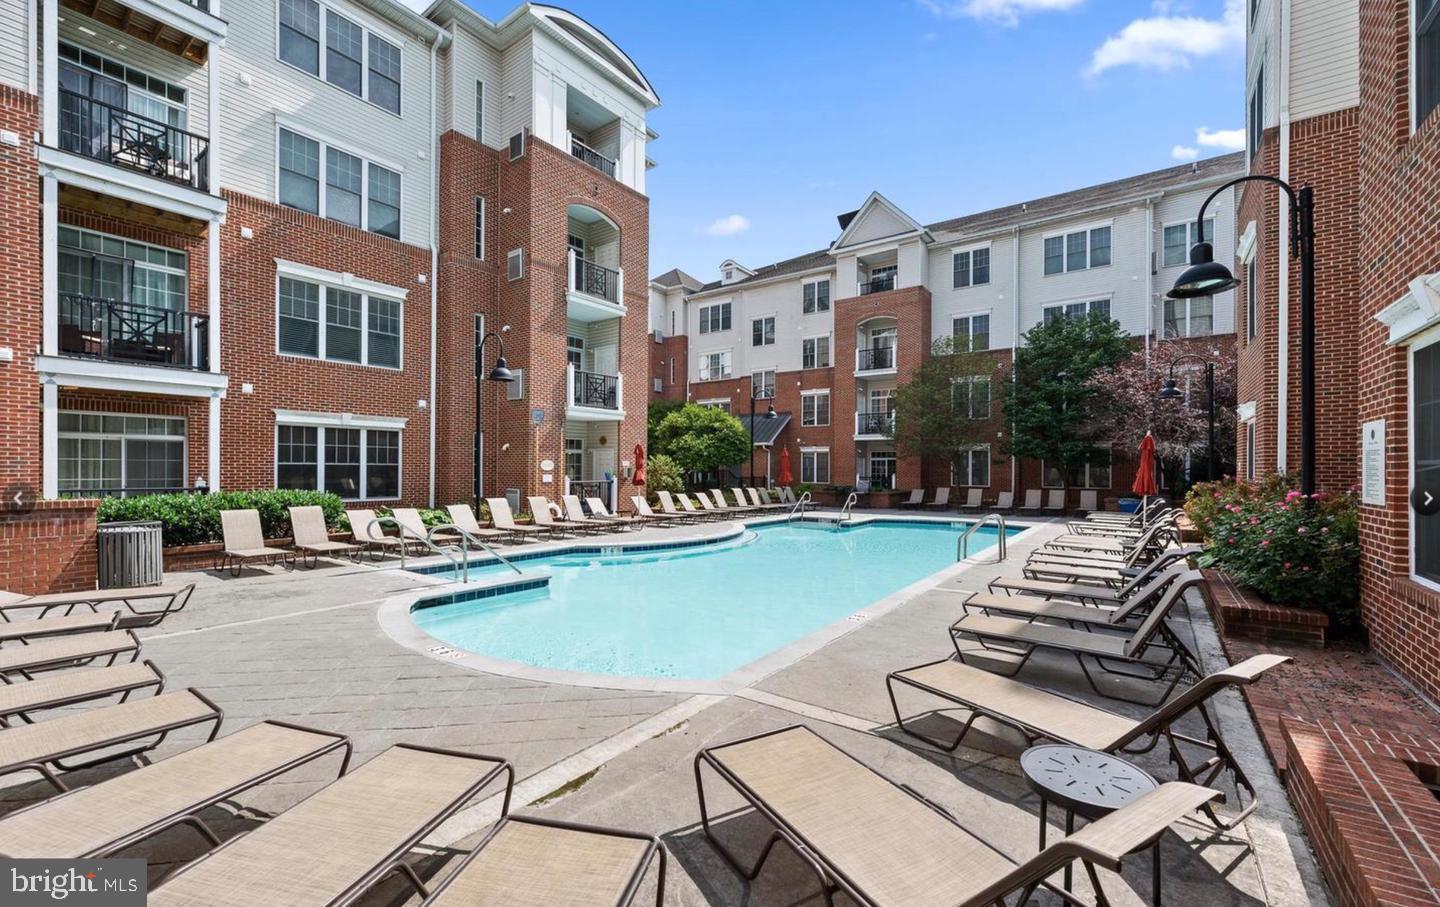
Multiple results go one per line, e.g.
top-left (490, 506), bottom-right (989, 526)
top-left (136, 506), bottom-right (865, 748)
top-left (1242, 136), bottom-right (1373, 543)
top-left (58, 89), bottom-right (210, 192)
top-left (58, 295), bottom-right (208, 370)
top-left (570, 136), bottom-right (617, 179)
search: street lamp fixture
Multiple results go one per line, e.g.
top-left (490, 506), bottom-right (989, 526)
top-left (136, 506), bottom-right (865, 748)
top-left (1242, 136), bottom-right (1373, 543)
top-left (474, 331), bottom-right (516, 503)
top-left (748, 391), bottom-right (777, 487)
top-left (1167, 175), bottom-right (1316, 497)
top-left (1157, 354), bottom-right (1217, 484)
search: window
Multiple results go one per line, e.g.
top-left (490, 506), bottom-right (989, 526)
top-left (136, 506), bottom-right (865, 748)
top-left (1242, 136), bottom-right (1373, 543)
top-left (1246, 257), bottom-right (1258, 341)
top-left (1417, 338), bottom-right (1440, 584)
top-left (1249, 66), bottom-right (1265, 157)
top-left (952, 247), bottom-right (991, 288)
top-left (1043, 450), bottom-right (1113, 489)
top-left (279, 128), bottom-right (402, 238)
top-left (474, 81), bottom-right (484, 141)
top-left (506, 369), bottom-right (525, 400)
top-left (952, 314), bottom-right (990, 352)
top-left (802, 335), bottom-right (831, 369)
top-left (1245, 421), bottom-right (1256, 481)
top-left (1421, 0), bottom-right (1440, 129)
top-left (1043, 298), bottom-right (1111, 324)
top-left (801, 391), bottom-right (830, 427)
top-left (723, 268), bottom-right (734, 281)
top-left (277, 275), bottom-right (403, 368)
top-left (507, 249), bottom-right (523, 280)
top-left (474, 197), bottom-right (485, 259)
top-left (564, 438), bottom-right (584, 481)
top-left (952, 376), bottom-right (991, 419)
top-left (699, 351), bottom-right (731, 380)
top-left (699, 303), bottom-right (732, 334)
top-left (699, 398), bottom-right (732, 414)
top-left (752, 316), bottom-right (775, 347)
top-left (58, 226), bottom-right (187, 313)
top-left (751, 369), bottom-right (776, 399)
top-left (509, 131), bottom-right (525, 160)
top-left (1163, 297), bottom-right (1215, 338)
top-left (567, 335), bottom-right (585, 368)
top-left (802, 279), bottom-right (831, 313)
top-left (278, 0), bottom-right (402, 114)
top-left (1163, 219), bottom-right (1215, 268)
top-left (1044, 226), bottom-right (1111, 275)
top-left (801, 448), bottom-right (830, 484)
top-left (58, 43), bottom-right (189, 131)
top-left (953, 446), bottom-right (990, 488)
top-left (58, 412), bottom-right (186, 496)
top-left (868, 451), bottom-right (897, 489)
top-left (276, 423), bottom-right (401, 500)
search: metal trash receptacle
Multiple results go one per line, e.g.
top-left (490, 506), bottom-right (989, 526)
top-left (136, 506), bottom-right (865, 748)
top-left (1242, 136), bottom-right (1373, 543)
top-left (97, 520), bottom-right (164, 589)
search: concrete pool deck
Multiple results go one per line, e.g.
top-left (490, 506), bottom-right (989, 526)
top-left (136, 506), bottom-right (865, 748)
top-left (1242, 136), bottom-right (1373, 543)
top-left (2, 511), bottom-right (1333, 905)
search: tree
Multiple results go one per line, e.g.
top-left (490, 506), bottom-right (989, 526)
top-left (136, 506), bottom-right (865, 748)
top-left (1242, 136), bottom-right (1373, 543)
top-left (652, 404), bottom-right (750, 474)
top-left (889, 335), bottom-right (1002, 465)
top-left (1086, 340), bottom-right (1238, 488)
top-left (647, 400), bottom-right (683, 452)
top-left (1005, 311), bottom-right (1132, 494)
top-left (643, 452), bottom-right (684, 497)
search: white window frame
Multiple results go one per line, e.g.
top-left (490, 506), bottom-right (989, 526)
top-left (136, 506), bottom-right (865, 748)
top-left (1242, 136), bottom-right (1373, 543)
top-left (1162, 218), bottom-right (1216, 268)
top-left (951, 243), bottom-right (992, 288)
top-left (474, 80), bottom-right (484, 142)
top-left (751, 369), bottom-right (776, 399)
top-left (697, 397), bottom-right (731, 413)
top-left (800, 389), bottom-right (830, 427)
top-left (698, 350), bottom-right (732, 381)
top-left (507, 248), bottom-right (523, 281)
top-left (473, 196), bottom-right (485, 260)
top-left (952, 313), bottom-right (991, 352)
top-left (273, 260), bottom-right (406, 370)
top-left (272, 415), bottom-right (404, 502)
top-left (57, 411), bottom-right (188, 496)
top-left (275, 123), bottom-right (404, 239)
top-left (1163, 296), bottom-right (1215, 339)
top-left (801, 447), bottom-right (830, 484)
top-left (698, 302), bottom-right (732, 335)
top-left (802, 278), bottom-right (831, 314)
top-left (58, 42), bottom-right (189, 129)
top-left (1041, 296), bottom-right (1112, 325)
top-left (751, 315), bottom-right (776, 347)
top-left (1245, 256), bottom-right (1258, 342)
top-left (1042, 221), bottom-right (1113, 275)
top-left (1042, 451), bottom-right (1113, 489)
top-left (952, 375), bottom-right (991, 420)
top-left (1409, 325), bottom-right (1440, 591)
top-left (274, 0), bottom-right (405, 117)
top-left (951, 445), bottom-right (990, 488)
top-left (1244, 419), bottom-right (1256, 481)
top-left (802, 333), bottom-right (832, 369)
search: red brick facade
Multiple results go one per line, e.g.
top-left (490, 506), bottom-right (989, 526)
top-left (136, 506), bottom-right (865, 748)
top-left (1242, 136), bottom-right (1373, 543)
top-left (651, 331), bottom-right (688, 403)
top-left (0, 86), bottom-right (41, 497)
top-left (0, 500), bottom-right (98, 595)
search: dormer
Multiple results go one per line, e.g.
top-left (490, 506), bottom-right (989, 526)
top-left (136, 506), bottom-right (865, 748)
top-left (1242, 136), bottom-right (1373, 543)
top-left (829, 193), bottom-right (933, 298)
top-left (719, 260), bottom-right (754, 286)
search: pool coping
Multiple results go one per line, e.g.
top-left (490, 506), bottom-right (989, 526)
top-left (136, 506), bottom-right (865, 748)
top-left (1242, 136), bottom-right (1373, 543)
top-left (376, 513), bottom-right (1044, 695)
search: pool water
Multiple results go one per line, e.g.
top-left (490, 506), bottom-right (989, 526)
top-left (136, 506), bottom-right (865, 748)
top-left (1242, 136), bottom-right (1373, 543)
top-left (412, 520), bottom-right (1012, 680)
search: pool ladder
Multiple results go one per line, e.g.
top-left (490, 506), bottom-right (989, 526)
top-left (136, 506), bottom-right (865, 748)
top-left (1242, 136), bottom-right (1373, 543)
top-left (430, 523), bottom-right (524, 577)
top-left (836, 491), bottom-right (859, 525)
top-left (785, 491), bottom-right (813, 523)
top-left (957, 513), bottom-right (1007, 563)
top-left (366, 518), bottom-right (522, 583)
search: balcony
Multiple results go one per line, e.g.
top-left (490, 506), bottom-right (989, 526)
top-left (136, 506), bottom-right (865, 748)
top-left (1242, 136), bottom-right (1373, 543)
top-left (58, 89), bottom-right (209, 192)
top-left (570, 136), bottom-right (617, 179)
top-left (59, 295), bottom-right (209, 371)
top-left (567, 365), bottom-right (625, 420)
top-left (855, 345), bottom-right (897, 377)
top-left (59, 0), bottom-right (228, 62)
top-left (566, 248), bottom-right (626, 321)
top-left (855, 410), bottom-right (895, 440)
top-left (857, 274), bottom-right (897, 296)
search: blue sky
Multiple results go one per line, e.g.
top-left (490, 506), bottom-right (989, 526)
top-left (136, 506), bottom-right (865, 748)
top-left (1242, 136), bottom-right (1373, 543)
top-left (407, 0), bottom-right (1246, 282)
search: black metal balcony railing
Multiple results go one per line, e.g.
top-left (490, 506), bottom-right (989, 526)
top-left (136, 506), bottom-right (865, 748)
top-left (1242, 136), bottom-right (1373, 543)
top-left (856, 410), bottom-right (895, 435)
top-left (59, 295), bottom-right (209, 370)
top-left (856, 346), bottom-right (895, 371)
top-left (572, 369), bottom-right (620, 410)
top-left (569, 480), bottom-right (611, 505)
top-left (858, 274), bottom-right (897, 296)
top-left (571, 137), bottom-right (617, 179)
top-left (58, 89), bottom-right (210, 192)
top-left (572, 257), bottom-right (621, 304)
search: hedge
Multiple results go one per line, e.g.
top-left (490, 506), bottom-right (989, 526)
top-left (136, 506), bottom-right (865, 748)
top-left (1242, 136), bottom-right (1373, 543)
top-left (96, 490), bottom-right (348, 548)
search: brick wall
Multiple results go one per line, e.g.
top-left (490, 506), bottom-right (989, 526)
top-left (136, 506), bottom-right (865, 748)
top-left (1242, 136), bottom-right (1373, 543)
top-left (651, 331), bottom-right (687, 403)
top-left (0, 499), bottom-right (98, 594)
top-left (0, 87), bottom-right (41, 496)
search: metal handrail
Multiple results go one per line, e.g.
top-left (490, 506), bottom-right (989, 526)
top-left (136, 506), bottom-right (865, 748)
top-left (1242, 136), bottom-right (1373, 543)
top-left (368, 517), bottom-right (469, 582)
top-left (958, 513), bottom-right (1008, 563)
top-left (837, 491), bottom-right (859, 523)
top-left (429, 522), bottom-right (522, 575)
top-left (786, 491), bottom-right (812, 523)
top-left (570, 136), bottom-right (617, 178)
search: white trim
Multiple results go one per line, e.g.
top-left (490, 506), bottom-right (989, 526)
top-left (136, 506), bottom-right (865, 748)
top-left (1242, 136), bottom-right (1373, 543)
top-left (56, 409), bottom-right (189, 496)
top-left (1039, 218), bottom-right (1115, 240)
top-left (950, 241), bottom-right (993, 289)
top-left (1236, 401), bottom-right (1257, 422)
top-left (1236, 220), bottom-right (1258, 263)
top-left (274, 408), bottom-right (409, 430)
top-left (34, 355), bottom-right (229, 398)
top-left (1408, 325), bottom-right (1440, 591)
top-left (274, 258), bottom-right (410, 300)
top-left (273, 269), bottom-right (406, 371)
top-left (1160, 217), bottom-right (1216, 268)
top-left (801, 277), bottom-right (832, 314)
top-left (507, 248), bottom-right (524, 280)
top-left (273, 419), bottom-right (404, 502)
top-left (831, 191), bottom-right (931, 252)
top-left (1041, 220), bottom-right (1115, 275)
top-left (696, 349), bottom-right (733, 381)
top-left (36, 146), bottom-right (227, 222)
top-left (274, 0), bottom-right (407, 118)
top-left (801, 332), bottom-right (832, 369)
top-left (274, 123), bottom-right (405, 240)
top-left (750, 314), bottom-right (777, 347)
top-left (1376, 272), bottom-right (1440, 346)
top-left (799, 388), bottom-right (830, 427)
top-left (113, 0), bottom-right (226, 45)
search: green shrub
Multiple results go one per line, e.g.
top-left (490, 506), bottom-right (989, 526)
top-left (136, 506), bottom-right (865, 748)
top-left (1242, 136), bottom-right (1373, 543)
top-left (1185, 476), bottom-right (1360, 625)
top-left (97, 489), bottom-right (347, 547)
top-left (644, 452), bottom-right (684, 496)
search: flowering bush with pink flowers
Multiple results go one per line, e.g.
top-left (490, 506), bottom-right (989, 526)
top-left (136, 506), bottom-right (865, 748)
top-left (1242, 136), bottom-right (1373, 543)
top-left (1185, 477), bottom-right (1360, 624)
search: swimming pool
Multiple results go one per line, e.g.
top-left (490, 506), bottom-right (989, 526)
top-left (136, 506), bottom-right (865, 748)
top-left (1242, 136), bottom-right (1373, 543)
top-left (410, 519), bottom-right (1015, 682)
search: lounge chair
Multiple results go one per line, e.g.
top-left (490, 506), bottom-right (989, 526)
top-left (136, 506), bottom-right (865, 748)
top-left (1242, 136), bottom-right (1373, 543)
top-left (0, 660), bottom-right (165, 726)
top-left (349, 509), bottom-right (408, 560)
top-left (706, 489), bottom-right (751, 517)
top-left (1017, 489), bottom-right (1043, 514)
top-left (950, 571), bottom-right (1206, 705)
top-left (0, 583), bottom-right (196, 629)
top-left (0, 688), bottom-right (223, 793)
top-left (631, 496), bottom-right (681, 526)
top-left (993, 491), bottom-right (1014, 511)
top-left (1077, 490), bottom-right (1099, 514)
top-left (730, 488), bottom-right (761, 513)
top-left (585, 496), bottom-right (644, 530)
top-left (897, 489), bottom-right (924, 509)
top-left (691, 493), bottom-right (727, 521)
top-left (488, 497), bottom-right (551, 542)
top-left (886, 654), bottom-right (1290, 828)
top-left (0, 610), bottom-right (117, 642)
top-left (563, 495), bottom-right (617, 532)
top-left (289, 506), bottom-right (358, 567)
top-left (1043, 489), bottom-right (1066, 514)
top-left (528, 496), bottom-right (587, 536)
top-left (745, 488), bottom-right (786, 510)
top-left (959, 565), bottom-right (1188, 629)
top-left (778, 486), bottom-right (797, 504)
top-left (922, 487), bottom-right (952, 510)
top-left (0, 629), bottom-right (141, 679)
top-left (395, 507), bottom-right (463, 548)
top-left (148, 744), bottom-right (513, 907)
top-left (217, 510), bottom-right (294, 577)
top-left (0, 719), bottom-right (351, 859)
top-left (446, 504), bottom-right (511, 546)
top-left (694, 724), bottom-right (1219, 907)
top-left (957, 489), bottom-right (984, 512)
top-left (656, 491), bottom-right (699, 523)
top-left (420, 816), bottom-right (666, 906)
top-left (990, 548), bottom-right (1200, 604)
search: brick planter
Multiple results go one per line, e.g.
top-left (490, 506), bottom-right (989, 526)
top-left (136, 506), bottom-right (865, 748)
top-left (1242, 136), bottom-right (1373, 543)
top-left (1201, 567), bottom-right (1329, 645)
top-left (0, 500), bottom-right (99, 594)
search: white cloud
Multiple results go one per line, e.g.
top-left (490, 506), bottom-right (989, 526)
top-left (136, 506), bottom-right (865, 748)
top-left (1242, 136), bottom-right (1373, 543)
top-left (702, 214), bottom-right (751, 237)
top-left (1087, 0), bottom-right (1243, 76)
top-left (918, 0), bottom-right (1084, 27)
top-left (1171, 145), bottom-right (1200, 161)
top-left (1196, 126), bottom-right (1246, 150)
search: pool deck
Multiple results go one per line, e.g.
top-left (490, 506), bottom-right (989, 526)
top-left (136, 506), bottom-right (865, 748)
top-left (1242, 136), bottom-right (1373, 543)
top-left (5, 511), bottom-right (1332, 905)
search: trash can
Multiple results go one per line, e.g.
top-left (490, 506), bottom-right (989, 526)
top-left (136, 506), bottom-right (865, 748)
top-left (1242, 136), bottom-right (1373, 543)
top-left (96, 520), bottom-right (164, 589)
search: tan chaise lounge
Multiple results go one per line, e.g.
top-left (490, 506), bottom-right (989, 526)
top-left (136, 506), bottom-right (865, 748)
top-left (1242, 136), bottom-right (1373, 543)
top-left (218, 509), bottom-right (295, 577)
top-left (631, 496), bottom-right (680, 526)
top-left (528, 496), bottom-right (589, 536)
top-left (988, 547), bottom-right (1200, 605)
top-left (1043, 489), bottom-right (1066, 514)
top-left (289, 505), bottom-right (358, 567)
top-left (420, 815), bottom-right (667, 906)
top-left (393, 507), bottom-right (463, 549)
top-left (0, 610), bottom-right (118, 642)
top-left (148, 743), bottom-right (513, 907)
top-left (655, 491), bottom-right (698, 523)
top-left (586, 496), bottom-right (645, 529)
top-left (957, 488), bottom-right (984, 512)
top-left (488, 498), bottom-right (551, 542)
top-left (0, 583), bottom-right (196, 629)
top-left (992, 490), bottom-right (1014, 511)
top-left (897, 489), bottom-right (924, 509)
top-left (0, 720), bottom-right (350, 859)
top-left (1017, 489), bottom-right (1043, 514)
top-left (887, 654), bottom-right (1289, 829)
top-left (0, 660), bottom-right (164, 726)
top-left (745, 488), bottom-right (786, 510)
top-left (446, 504), bottom-right (511, 546)
top-left (921, 487), bottom-right (951, 510)
top-left (349, 508), bottom-right (409, 560)
top-left (694, 724), bottom-right (1219, 907)
top-left (959, 565), bottom-right (1188, 629)
top-left (0, 629), bottom-right (141, 679)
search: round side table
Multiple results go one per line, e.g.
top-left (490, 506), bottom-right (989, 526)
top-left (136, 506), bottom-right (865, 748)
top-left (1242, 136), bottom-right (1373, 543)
top-left (1020, 744), bottom-right (1163, 904)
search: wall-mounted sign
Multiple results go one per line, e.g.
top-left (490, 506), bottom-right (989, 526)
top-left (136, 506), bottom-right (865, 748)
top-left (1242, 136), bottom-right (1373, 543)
top-left (540, 459), bottom-right (555, 472)
top-left (1362, 419), bottom-right (1385, 506)
top-left (531, 408), bottom-right (544, 425)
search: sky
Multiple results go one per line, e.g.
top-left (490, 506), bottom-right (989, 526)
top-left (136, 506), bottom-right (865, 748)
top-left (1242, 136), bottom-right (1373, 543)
top-left (403, 0), bottom-right (1247, 283)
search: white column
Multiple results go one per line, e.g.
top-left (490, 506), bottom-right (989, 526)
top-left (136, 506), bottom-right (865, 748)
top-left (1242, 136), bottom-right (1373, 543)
top-left (41, 174), bottom-right (57, 356)
top-left (207, 221), bottom-right (221, 371)
top-left (41, 380), bottom-right (58, 500)
top-left (41, 0), bottom-right (56, 146)
top-left (207, 394), bottom-right (222, 492)
top-left (206, 48), bottom-right (221, 195)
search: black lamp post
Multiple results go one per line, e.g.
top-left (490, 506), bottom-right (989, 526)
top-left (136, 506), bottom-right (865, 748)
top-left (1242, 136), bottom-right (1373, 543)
top-left (1168, 175), bottom-right (1316, 497)
top-left (1158, 354), bottom-right (1217, 484)
top-left (473, 330), bottom-right (516, 503)
top-left (748, 389), bottom-right (777, 487)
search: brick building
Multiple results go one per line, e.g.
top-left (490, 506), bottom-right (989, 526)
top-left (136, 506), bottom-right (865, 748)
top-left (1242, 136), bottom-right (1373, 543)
top-left (649, 158), bottom-right (1244, 505)
top-left (0, 0), bottom-right (658, 519)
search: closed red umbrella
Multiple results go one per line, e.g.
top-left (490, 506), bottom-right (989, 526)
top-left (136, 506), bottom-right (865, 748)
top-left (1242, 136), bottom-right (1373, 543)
top-left (632, 443), bottom-right (647, 486)
top-left (1132, 432), bottom-right (1158, 497)
top-left (777, 446), bottom-right (794, 486)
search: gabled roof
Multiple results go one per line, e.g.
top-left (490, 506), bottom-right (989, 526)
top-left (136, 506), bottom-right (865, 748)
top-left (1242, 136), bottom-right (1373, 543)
top-left (830, 191), bottom-right (931, 252)
top-left (736, 412), bottom-right (791, 447)
top-left (651, 268), bottom-right (704, 291)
